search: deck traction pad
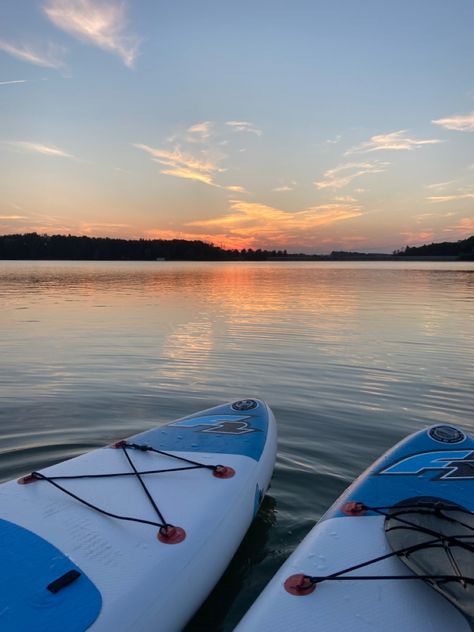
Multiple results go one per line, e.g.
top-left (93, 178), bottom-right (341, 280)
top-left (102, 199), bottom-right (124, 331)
top-left (0, 518), bottom-right (101, 632)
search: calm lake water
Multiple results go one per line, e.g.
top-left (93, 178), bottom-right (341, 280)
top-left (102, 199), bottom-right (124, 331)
top-left (1, 260), bottom-right (473, 629)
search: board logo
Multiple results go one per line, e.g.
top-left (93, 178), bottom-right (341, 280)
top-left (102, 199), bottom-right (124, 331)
top-left (429, 425), bottom-right (465, 444)
top-left (379, 450), bottom-right (474, 480)
top-left (171, 415), bottom-right (261, 435)
top-left (232, 399), bottom-right (258, 411)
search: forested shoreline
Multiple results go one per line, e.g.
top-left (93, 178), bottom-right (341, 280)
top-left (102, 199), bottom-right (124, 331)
top-left (0, 232), bottom-right (472, 260)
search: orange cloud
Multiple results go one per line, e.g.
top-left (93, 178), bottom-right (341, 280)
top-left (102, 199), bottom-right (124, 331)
top-left (180, 199), bottom-right (364, 248)
top-left (445, 216), bottom-right (474, 236)
top-left (134, 143), bottom-right (225, 186)
top-left (399, 230), bottom-right (437, 244)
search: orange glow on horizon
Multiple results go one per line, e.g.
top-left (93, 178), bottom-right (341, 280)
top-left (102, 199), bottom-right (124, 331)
top-left (143, 229), bottom-right (255, 251)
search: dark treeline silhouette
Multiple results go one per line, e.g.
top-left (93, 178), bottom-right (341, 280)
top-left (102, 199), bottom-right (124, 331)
top-left (0, 232), bottom-right (473, 260)
top-left (0, 233), bottom-right (290, 261)
top-left (393, 235), bottom-right (474, 259)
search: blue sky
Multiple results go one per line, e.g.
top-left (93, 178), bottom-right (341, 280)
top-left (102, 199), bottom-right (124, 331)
top-left (1, 0), bottom-right (473, 252)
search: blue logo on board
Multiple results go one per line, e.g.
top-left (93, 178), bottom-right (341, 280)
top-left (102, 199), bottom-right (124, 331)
top-left (171, 415), bottom-right (261, 435)
top-left (379, 450), bottom-right (474, 480)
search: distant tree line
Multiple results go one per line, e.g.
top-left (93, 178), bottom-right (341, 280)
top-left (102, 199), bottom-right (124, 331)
top-left (0, 232), bottom-right (472, 260)
top-left (0, 233), bottom-right (290, 261)
top-left (393, 235), bottom-right (474, 259)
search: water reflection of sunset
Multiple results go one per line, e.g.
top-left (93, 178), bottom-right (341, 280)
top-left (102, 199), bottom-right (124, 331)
top-left (3, 262), bottom-right (472, 391)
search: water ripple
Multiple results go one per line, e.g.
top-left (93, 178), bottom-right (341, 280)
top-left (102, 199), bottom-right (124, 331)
top-left (0, 260), bottom-right (473, 630)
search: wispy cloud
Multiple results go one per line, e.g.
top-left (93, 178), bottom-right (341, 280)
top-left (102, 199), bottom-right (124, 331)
top-left (0, 210), bottom-right (133, 237)
top-left (226, 121), bottom-right (262, 136)
top-left (273, 180), bottom-right (297, 192)
top-left (0, 40), bottom-right (66, 69)
top-left (432, 111), bottom-right (474, 132)
top-left (345, 130), bottom-right (442, 155)
top-left (426, 180), bottom-right (459, 190)
top-left (43, 0), bottom-right (140, 68)
top-left (334, 195), bottom-right (357, 203)
top-left (0, 208), bottom-right (72, 234)
top-left (402, 214), bottom-right (474, 245)
top-left (79, 222), bottom-right (131, 234)
top-left (187, 121), bottom-right (213, 141)
top-left (134, 143), bottom-right (225, 186)
top-left (0, 79), bottom-right (28, 86)
top-left (413, 211), bottom-right (455, 224)
top-left (428, 193), bottom-right (474, 203)
top-left (453, 217), bottom-right (474, 234)
top-left (273, 185), bottom-right (294, 192)
top-left (2, 141), bottom-right (73, 158)
top-left (314, 161), bottom-right (388, 190)
top-left (326, 134), bottom-right (342, 144)
top-left (136, 122), bottom-right (255, 190)
top-left (225, 185), bottom-right (248, 193)
top-left (400, 230), bottom-right (436, 244)
top-left (0, 78), bottom-right (48, 86)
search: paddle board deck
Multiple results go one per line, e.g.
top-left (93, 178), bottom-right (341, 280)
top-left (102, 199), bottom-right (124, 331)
top-left (237, 424), bottom-right (473, 632)
top-left (0, 399), bottom-right (277, 631)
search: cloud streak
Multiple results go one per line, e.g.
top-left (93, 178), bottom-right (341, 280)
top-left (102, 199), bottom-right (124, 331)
top-left (273, 185), bottom-right (294, 192)
top-left (187, 121), bottom-right (213, 141)
top-left (134, 143), bottom-right (225, 186)
top-left (226, 121), bottom-right (262, 136)
top-left (2, 141), bottom-right (73, 158)
top-left (314, 161), bottom-right (388, 190)
top-left (225, 185), bottom-right (247, 193)
top-left (43, 0), bottom-right (140, 68)
top-left (426, 180), bottom-right (459, 190)
top-left (345, 130), bottom-right (442, 155)
top-left (0, 40), bottom-right (66, 68)
top-left (0, 79), bottom-right (28, 86)
top-left (428, 193), bottom-right (474, 203)
top-left (432, 111), bottom-right (474, 132)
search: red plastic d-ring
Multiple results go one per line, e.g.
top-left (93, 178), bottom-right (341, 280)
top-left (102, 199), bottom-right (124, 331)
top-left (110, 440), bottom-right (127, 449)
top-left (213, 465), bottom-right (236, 479)
top-left (17, 473), bottom-right (39, 485)
top-left (342, 501), bottom-right (367, 516)
top-left (284, 574), bottom-right (316, 596)
top-left (157, 525), bottom-right (186, 544)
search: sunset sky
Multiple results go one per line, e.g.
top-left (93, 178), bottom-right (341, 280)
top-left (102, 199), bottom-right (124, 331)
top-left (1, 0), bottom-right (473, 253)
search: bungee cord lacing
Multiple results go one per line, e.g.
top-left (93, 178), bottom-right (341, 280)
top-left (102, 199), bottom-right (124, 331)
top-left (286, 500), bottom-right (474, 595)
top-left (18, 440), bottom-right (235, 543)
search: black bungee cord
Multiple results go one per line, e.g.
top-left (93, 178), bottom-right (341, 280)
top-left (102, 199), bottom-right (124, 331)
top-left (287, 500), bottom-right (474, 593)
top-left (18, 440), bottom-right (235, 542)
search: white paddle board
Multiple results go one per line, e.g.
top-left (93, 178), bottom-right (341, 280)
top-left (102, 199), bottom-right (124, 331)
top-left (237, 424), bottom-right (473, 631)
top-left (0, 399), bottom-right (277, 631)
